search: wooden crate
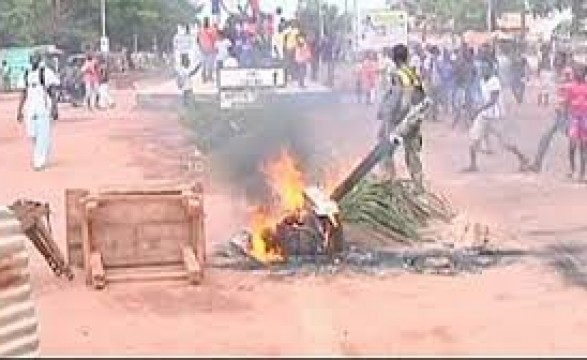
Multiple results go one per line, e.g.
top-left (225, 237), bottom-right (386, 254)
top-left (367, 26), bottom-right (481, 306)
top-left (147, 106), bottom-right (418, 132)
top-left (65, 183), bottom-right (205, 289)
top-left (0, 206), bottom-right (40, 357)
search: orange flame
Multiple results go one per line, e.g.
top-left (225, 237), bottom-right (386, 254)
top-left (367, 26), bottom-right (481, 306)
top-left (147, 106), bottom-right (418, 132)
top-left (248, 149), bottom-right (307, 263)
top-left (249, 206), bottom-right (284, 263)
top-left (262, 148), bottom-right (306, 214)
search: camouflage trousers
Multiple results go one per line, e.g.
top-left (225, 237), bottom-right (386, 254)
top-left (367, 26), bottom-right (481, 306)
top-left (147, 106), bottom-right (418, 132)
top-left (380, 127), bottom-right (423, 186)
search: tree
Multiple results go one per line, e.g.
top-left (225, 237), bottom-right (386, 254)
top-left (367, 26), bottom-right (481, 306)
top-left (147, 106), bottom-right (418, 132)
top-left (297, 0), bottom-right (352, 40)
top-left (0, 0), bottom-right (200, 53)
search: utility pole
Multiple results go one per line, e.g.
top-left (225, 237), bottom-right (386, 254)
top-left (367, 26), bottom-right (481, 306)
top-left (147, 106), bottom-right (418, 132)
top-left (520, 0), bottom-right (528, 44)
top-left (100, 0), bottom-right (109, 53)
top-left (487, 0), bottom-right (493, 32)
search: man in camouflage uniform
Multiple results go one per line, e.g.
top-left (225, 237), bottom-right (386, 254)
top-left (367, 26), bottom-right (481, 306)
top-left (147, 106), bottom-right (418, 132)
top-left (377, 44), bottom-right (427, 187)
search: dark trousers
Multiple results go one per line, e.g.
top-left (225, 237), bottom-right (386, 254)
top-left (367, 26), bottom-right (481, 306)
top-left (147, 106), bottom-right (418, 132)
top-left (533, 111), bottom-right (568, 169)
top-left (297, 63), bottom-right (307, 87)
top-left (325, 60), bottom-right (334, 87)
top-left (311, 58), bottom-right (319, 81)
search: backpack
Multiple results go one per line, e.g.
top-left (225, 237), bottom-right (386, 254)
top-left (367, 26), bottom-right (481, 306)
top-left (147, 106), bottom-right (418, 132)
top-left (24, 67), bottom-right (58, 120)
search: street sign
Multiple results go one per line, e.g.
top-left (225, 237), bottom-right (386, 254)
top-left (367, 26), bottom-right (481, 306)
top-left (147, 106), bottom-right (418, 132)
top-left (100, 36), bottom-right (109, 53)
top-left (217, 67), bottom-right (287, 90)
top-left (219, 90), bottom-right (258, 109)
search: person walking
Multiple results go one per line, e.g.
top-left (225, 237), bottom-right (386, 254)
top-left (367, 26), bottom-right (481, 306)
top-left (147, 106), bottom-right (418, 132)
top-left (16, 53), bottom-right (60, 171)
top-left (377, 44), bottom-right (427, 187)
top-left (294, 35), bottom-right (311, 88)
top-left (215, 30), bottom-right (233, 70)
top-left (463, 62), bottom-right (529, 172)
top-left (97, 57), bottom-right (115, 109)
top-left (359, 51), bottom-right (378, 105)
top-left (81, 54), bottom-right (99, 110)
top-left (320, 33), bottom-right (336, 87)
top-left (198, 17), bottom-right (217, 83)
top-left (530, 65), bottom-right (574, 172)
top-left (564, 65), bottom-right (587, 182)
top-left (176, 54), bottom-right (201, 107)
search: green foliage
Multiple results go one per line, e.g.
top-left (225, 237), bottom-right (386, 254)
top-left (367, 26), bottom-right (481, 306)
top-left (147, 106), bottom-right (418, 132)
top-left (0, 0), bottom-right (200, 52)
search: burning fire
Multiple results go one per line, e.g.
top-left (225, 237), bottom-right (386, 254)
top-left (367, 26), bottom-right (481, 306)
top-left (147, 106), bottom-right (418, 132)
top-left (263, 149), bottom-right (306, 213)
top-left (249, 149), bottom-right (307, 263)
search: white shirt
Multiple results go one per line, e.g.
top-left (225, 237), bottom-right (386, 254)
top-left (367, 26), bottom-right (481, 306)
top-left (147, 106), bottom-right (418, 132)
top-left (480, 75), bottom-right (503, 119)
top-left (224, 57), bottom-right (239, 68)
top-left (24, 66), bottom-right (60, 118)
top-left (216, 38), bottom-right (232, 62)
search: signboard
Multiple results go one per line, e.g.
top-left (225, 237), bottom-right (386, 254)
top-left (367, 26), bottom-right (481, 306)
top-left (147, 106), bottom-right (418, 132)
top-left (100, 36), bottom-right (110, 53)
top-left (219, 90), bottom-right (258, 109)
top-left (217, 67), bottom-right (286, 90)
top-left (0, 47), bottom-right (34, 91)
top-left (357, 9), bottom-right (408, 51)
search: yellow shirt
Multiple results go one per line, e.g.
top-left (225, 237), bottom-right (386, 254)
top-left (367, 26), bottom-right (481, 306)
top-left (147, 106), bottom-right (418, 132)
top-left (285, 27), bottom-right (300, 50)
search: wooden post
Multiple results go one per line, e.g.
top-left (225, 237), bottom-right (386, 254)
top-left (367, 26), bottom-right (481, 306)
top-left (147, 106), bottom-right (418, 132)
top-left (181, 245), bottom-right (202, 285)
top-left (81, 198), bottom-right (99, 286)
top-left (90, 252), bottom-right (106, 290)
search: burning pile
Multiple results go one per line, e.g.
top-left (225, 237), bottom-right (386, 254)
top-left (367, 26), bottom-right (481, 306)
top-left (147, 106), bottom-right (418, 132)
top-left (234, 148), bottom-right (455, 266)
top-left (241, 149), bottom-right (340, 264)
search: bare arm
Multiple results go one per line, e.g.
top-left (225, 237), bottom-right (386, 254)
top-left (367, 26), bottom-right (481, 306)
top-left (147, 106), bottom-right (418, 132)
top-left (472, 90), bottom-right (499, 119)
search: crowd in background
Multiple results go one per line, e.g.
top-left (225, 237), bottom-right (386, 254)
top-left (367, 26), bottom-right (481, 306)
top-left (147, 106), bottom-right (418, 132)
top-left (356, 37), bottom-right (587, 180)
top-left (179, 8), bottom-right (343, 89)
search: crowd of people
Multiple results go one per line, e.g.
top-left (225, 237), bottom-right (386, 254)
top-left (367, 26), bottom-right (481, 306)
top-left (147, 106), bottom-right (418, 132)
top-left (177, 9), bottom-right (342, 91)
top-left (371, 39), bottom-right (587, 183)
top-left (61, 53), bottom-right (115, 111)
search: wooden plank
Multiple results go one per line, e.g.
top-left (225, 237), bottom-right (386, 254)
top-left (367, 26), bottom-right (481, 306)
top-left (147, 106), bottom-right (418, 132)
top-left (106, 270), bottom-right (187, 283)
top-left (84, 194), bottom-right (191, 202)
top-left (196, 210), bottom-right (206, 265)
top-left (65, 188), bottom-right (89, 268)
top-left (88, 199), bottom-right (188, 225)
top-left (96, 182), bottom-right (196, 194)
top-left (90, 252), bottom-right (106, 290)
top-left (81, 200), bottom-right (98, 286)
top-left (181, 245), bottom-right (202, 285)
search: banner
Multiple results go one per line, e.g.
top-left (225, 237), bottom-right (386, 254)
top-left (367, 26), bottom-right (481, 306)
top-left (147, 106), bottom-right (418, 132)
top-left (357, 9), bottom-right (408, 51)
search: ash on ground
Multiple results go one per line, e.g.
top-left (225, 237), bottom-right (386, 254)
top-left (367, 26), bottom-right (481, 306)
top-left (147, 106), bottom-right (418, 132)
top-left (210, 230), bottom-right (527, 278)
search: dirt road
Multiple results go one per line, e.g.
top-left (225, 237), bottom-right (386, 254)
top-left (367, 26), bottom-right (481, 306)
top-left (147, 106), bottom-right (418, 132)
top-left (1, 84), bottom-right (587, 356)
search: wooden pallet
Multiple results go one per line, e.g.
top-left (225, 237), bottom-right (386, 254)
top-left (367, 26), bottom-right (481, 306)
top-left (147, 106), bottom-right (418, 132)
top-left (65, 183), bottom-right (205, 290)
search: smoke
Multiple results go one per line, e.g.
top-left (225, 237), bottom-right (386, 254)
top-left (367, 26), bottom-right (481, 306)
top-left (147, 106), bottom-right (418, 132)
top-left (207, 97), bottom-right (320, 204)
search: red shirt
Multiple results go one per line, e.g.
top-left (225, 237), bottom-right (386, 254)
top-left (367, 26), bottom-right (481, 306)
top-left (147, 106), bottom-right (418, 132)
top-left (199, 27), bottom-right (217, 53)
top-left (360, 59), bottom-right (378, 88)
top-left (565, 81), bottom-right (587, 118)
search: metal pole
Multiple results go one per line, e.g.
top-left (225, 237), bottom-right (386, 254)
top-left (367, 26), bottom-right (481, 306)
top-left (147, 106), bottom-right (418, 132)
top-left (487, 0), bottom-right (492, 32)
top-left (101, 0), bottom-right (106, 37)
top-left (354, 0), bottom-right (358, 53)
